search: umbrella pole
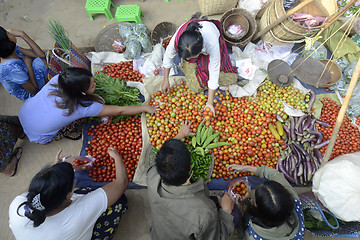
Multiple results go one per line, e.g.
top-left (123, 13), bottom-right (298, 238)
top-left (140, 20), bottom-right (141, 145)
top-left (321, 58), bottom-right (360, 166)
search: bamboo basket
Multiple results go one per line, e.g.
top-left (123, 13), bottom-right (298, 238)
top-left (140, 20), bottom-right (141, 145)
top-left (259, 0), bottom-right (323, 44)
top-left (197, 0), bottom-right (238, 16)
top-left (220, 8), bottom-right (257, 48)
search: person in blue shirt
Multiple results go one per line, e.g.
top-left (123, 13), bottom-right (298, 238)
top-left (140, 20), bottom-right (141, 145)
top-left (0, 26), bottom-right (47, 101)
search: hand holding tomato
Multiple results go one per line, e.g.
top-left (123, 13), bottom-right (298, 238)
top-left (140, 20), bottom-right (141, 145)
top-left (176, 120), bottom-right (196, 139)
top-left (204, 102), bottom-right (215, 116)
top-left (218, 192), bottom-right (234, 214)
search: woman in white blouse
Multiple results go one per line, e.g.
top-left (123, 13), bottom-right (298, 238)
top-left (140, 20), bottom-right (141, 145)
top-left (161, 13), bottom-right (238, 115)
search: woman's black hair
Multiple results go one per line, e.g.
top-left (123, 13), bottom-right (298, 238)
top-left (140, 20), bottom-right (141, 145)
top-left (177, 21), bottom-right (203, 60)
top-left (0, 26), bottom-right (16, 58)
top-left (49, 67), bottom-right (104, 116)
top-left (247, 180), bottom-right (295, 228)
top-left (17, 162), bottom-right (74, 227)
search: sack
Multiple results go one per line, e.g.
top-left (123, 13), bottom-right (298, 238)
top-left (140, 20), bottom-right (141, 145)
top-left (299, 192), bottom-right (360, 238)
top-left (312, 152), bottom-right (360, 222)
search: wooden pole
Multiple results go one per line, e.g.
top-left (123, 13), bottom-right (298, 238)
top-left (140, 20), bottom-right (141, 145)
top-left (321, 58), bottom-right (360, 166)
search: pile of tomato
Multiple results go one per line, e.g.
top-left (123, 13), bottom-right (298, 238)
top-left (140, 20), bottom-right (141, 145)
top-left (101, 61), bottom-right (144, 83)
top-left (318, 98), bottom-right (360, 160)
top-left (230, 181), bottom-right (249, 199)
top-left (146, 81), bottom-right (285, 180)
top-left (84, 116), bottom-right (143, 182)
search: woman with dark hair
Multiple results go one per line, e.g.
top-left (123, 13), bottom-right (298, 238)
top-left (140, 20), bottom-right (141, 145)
top-left (19, 67), bottom-right (158, 143)
top-left (9, 147), bottom-right (128, 240)
top-left (161, 13), bottom-right (238, 115)
top-left (0, 27), bottom-right (47, 101)
top-left (227, 165), bottom-right (305, 240)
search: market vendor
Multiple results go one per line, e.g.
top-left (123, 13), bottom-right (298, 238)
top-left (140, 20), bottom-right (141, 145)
top-left (227, 164), bottom-right (305, 240)
top-left (19, 67), bottom-right (159, 144)
top-left (146, 120), bottom-right (240, 239)
top-left (9, 147), bottom-right (128, 240)
top-left (161, 13), bottom-right (238, 115)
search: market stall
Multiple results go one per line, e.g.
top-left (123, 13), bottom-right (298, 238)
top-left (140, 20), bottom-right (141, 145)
top-left (65, 1), bottom-right (360, 192)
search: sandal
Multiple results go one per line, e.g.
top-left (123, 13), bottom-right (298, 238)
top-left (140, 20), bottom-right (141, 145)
top-left (10, 147), bottom-right (22, 177)
top-left (65, 131), bottom-right (82, 141)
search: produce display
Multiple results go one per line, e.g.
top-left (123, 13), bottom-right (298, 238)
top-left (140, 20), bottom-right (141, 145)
top-left (93, 72), bottom-right (142, 122)
top-left (318, 98), bottom-right (360, 160)
top-left (188, 123), bottom-right (230, 181)
top-left (101, 61), bottom-right (144, 83)
top-left (256, 80), bottom-right (311, 118)
top-left (84, 116), bottom-right (143, 182)
top-left (146, 81), bottom-right (286, 181)
top-left (276, 114), bottom-right (330, 185)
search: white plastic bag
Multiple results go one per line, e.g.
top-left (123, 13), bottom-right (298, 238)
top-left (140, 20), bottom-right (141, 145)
top-left (312, 152), bottom-right (360, 221)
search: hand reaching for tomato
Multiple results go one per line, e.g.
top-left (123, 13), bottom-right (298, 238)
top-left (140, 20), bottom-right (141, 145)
top-left (145, 105), bottom-right (160, 114)
top-left (176, 120), bottom-right (196, 139)
top-left (108, 147), bottom-right (121, 161)
top-left (228, 165), bottom-right (257, 174)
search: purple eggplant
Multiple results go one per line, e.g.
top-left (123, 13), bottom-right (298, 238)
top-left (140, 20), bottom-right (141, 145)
top-left (278, 160), bottom-right (295, 183)
top-left (307, 90), bottom-right (316, 112)
top-left (308, 130), bottom-right (323, 144)
top-left (315, 119), bottom-right (331, 128)
top-left (314, 140), bottom-right (330, 149)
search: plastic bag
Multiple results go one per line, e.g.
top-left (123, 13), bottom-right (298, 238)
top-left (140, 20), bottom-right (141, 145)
top-left (112, 39), bottom-right (126, 53)
top-left (312, 152), bottom-right (360, 221)
top-left (124, 36), bottom-right (142, 60)
top-left (302, 41), bottom-right (328, 60)
top-left (118, 22), bottom-right (134, 41)
top-left (283, 0), bottom-right (298, 10)
top-left (63, 155), bottom-right (96, 171)
top-left (137, 34), bottom-right (153, 53)
top-left (237, 0), bottom-right (269, 17)
top-left (227, 177), bottom-right (251, 201)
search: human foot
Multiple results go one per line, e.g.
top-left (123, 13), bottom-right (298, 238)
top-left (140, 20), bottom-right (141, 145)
top-left (2, 147), bottom-right (22, 176)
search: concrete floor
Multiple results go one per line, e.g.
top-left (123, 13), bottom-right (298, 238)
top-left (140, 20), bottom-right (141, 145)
top-left (0, 0), bottom-right (358, 239)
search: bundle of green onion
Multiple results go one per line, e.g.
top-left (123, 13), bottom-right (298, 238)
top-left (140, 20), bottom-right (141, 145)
top-left (48, 19), bottom-right (70, 50)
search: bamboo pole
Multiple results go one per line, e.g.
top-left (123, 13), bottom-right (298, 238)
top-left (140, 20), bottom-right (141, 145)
top-left (321, 58), bottom-right (360, 166)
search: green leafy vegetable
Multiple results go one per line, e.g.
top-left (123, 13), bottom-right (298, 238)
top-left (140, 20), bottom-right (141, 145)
top-left (94, 72), bottom-right (142, 122)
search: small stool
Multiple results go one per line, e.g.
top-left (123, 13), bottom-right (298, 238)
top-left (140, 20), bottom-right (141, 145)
top-left (115, 5), bottom-right (144, 23)
top-left (85, 0), bottom-right (115, 21)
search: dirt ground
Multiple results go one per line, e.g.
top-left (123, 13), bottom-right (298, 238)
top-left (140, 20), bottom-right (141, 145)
top-left (0, 0), bottom-right (358, 239)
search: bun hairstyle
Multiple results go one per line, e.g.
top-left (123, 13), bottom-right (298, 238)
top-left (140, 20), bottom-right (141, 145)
top-left (49, 67), bottom-right (104, 116)
top-left (17, 162), bottom-right (74, 227)
top-left (0, 26), bottom-right (16, 58)
top-left (248, 180), bottom-right (295, 228)
top-left (177, 21), bottom-right (203, 60)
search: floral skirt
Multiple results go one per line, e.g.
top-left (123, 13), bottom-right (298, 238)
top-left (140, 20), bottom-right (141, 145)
top-left (0, 116), bottom-right (23, 171)
top-left (74, 187), bottom-right (128, 240)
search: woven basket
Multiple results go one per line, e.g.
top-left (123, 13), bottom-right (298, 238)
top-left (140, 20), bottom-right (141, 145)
top-left (220, 8), bottom-right (257, 48)
top-left (223, 13), bottom-right (249, 40)
top-left (318, 59), bottom-right (342, 88)
top-left (151, 22), bottom-right (177, 45)
top-left (197, 0), bottom-right (238, 16)
top-left (260, 0), bottom-right (323, 44)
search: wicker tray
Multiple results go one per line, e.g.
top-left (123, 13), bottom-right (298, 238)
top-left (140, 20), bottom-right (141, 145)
top-left (95, 23), bottom-right (121, 52)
